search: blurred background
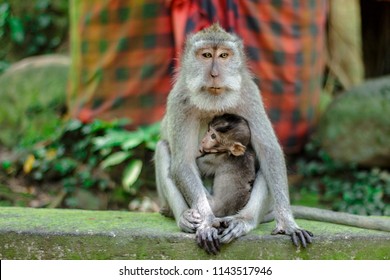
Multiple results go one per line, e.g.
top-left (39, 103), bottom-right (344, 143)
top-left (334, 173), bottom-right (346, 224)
top-left (0, 0), bottom-right (389, 216)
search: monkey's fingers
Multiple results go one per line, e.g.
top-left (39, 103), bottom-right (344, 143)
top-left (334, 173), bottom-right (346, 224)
top-left (196, 227), bottom-right (220, 255)
top-left (179, 209), bottom-right (203, 233)
top-left (205, 229), bottom-right (220, 255)
top-left (179, 219), bottom-right (201, 233)
top-left (196, 232), bottom-right (218, 255)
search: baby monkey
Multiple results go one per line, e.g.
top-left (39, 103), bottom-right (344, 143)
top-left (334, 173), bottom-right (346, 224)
top-left (197, 114), bottom-right (256, 217)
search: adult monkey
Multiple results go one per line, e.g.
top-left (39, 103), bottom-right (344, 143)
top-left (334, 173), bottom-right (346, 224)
top-left (156, 25), bottom-right (390, 253)
top-left (155, 23), bottom-right (313, 254)
top-left (155, 23), bottom-right (390, 253)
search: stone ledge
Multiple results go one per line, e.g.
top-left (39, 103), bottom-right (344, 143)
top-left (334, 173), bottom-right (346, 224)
top-left (0, 207), bottom-right (389, 259)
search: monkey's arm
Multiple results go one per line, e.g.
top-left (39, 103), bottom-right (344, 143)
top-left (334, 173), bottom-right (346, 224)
top-left (248, 104), bottom-right (313, 246)
top-left (219, 82), bottom-right (312, 247)
top-left (167, 111), bottom-right (221, 254)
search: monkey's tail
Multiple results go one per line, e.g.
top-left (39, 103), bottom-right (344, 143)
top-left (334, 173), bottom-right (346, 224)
top-left (292, 205), bottom-right (390, 232)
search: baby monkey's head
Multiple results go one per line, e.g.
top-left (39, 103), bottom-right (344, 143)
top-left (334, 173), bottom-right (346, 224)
top-left (199, 113), bottom-right (251, 156)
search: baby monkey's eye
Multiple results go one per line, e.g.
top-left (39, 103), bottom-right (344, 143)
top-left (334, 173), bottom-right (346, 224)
top-left (202, 52), bottom-right (212, 58)
top-left (220, 53), bottom-right (229, 58)
top-left (211, 133), bottom-right (216, 139)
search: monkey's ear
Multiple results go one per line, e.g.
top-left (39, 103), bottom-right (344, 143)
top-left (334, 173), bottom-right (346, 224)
top-left (230, 142), bottom-right (246, 156)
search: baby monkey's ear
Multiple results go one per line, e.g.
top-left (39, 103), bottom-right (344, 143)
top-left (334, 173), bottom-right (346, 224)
top-left (229, 142), bottom-right (246, 156)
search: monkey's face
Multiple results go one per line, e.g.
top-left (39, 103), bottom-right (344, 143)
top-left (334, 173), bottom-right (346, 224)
top-left (186, 44), bottom-right (243, 112)
top-left (195, 47), bottom-right (238, 94)
top-left (199, 126), bottom-right (246, 157)
top-left (199, 127), bottom-right (221, 154)
top-left (182, 26), bottom-right (245, 112)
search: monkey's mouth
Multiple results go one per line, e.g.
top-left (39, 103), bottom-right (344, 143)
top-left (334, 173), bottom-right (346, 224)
top-left (206, 87), bottom-right (224, 95)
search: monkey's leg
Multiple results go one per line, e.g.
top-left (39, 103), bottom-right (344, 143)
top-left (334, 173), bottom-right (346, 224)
top-left (219, 173), bottom-right (271, 243)
top-left (211, 170), bottom-right (252, 217)
top-left (219, 176), bottom-right (313, 247)
top-left (155, 140), bottom-right (202, 232)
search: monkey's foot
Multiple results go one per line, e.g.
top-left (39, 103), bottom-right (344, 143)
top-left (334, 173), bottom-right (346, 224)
top-left (196, 224), bottom-right (220, 255)
top-left (179, 209), bottom-right (203, 233)
top-left (159, 206), bottom-right (173, 217)
top-left (272, 227), bottom-right (314, 248)
top-left (218, 216), bottom-right (252, 244)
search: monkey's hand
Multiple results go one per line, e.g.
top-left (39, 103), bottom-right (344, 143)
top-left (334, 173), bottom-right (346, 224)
top-left (218, 216), bottom-right (253, 244)
top-left (179, 209), bottom-right (203, 233)
top-left (196, 219), bottom-right (221, 255)
top-left (272, 225), bottom-right (313, 248)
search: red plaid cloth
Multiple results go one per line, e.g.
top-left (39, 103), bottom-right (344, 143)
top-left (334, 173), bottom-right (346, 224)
top-left (68, 0), bottom-right (327, 153)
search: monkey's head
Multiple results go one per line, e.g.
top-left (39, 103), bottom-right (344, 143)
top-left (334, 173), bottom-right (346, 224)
top-left (181, 23), bottom-right (247, 112)
top-left (199, 114), bottom-right (251, 157)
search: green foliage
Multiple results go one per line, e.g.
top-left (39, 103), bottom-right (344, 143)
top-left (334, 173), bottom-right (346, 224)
top-left (1, 119), bottom-right (160, 209)
top-left (0, 0), bottom-right (68, 72)
top-left (292, 142), bottom-right (390, 216)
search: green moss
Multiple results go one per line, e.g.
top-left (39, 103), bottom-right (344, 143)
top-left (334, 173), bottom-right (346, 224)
top-left (0, 207), bottom-right (178, 235)
top-left (0, 207), bottom-right (389, 259)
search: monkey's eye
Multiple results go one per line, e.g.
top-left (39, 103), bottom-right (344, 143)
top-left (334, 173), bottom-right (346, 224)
top-left (211, 133), bottom-right (216, 140)
top-left (202, 52), bottom-right (212, 58)
top-left (220, 53), bottom-right (229, 58)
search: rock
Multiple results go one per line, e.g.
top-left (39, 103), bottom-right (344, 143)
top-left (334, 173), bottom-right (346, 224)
top-left (317, 76), bottom-right (390, 167)
top-left (1, 207), bottom-right (390, 259)
top-left (0, 55), bottom-right (69, 148)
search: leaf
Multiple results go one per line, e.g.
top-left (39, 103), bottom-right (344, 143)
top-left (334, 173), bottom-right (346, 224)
top-left (100, 151), bottom-right (132, 169)
top-left (86, 119), bottom-right (110, 133)
top-left (93, 131), bottom-right (130, 149)
top-left (1, 160), bottom-right (11, 170)
top-left (9, 17), bottom-right (24, 43)
top-left (37, 14), bottom-right (51, 28)
top-left (64, 119), bottom-right (82, 132)
top-left (145, 140), bottom-right (157, 151)
top-left (45, 148), bottom-right (57, 161)
top-left (139, 122), bottom-right (160, 139)
top-left (35, 0), bottom-right (50, 11)
top-left (121, 135), bottom-right (144, 150)
top-left (122, 159), bottom-right (142, 192)
top-left (23, 154), bottom-right (35, 174)
top-left (145, 133), bottom-right (160, 151)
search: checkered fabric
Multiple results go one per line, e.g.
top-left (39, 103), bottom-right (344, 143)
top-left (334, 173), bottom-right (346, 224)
top-left (68, 0), bottom-right (327, 153)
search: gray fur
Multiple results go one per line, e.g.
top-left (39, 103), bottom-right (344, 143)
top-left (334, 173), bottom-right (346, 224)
top-left (155, 24), bottom-right (312, 254)
top-left (197, 114), bottom-right (255, 217)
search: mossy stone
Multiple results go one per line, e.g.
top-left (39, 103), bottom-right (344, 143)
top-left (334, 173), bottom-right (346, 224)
top-left (317, 76), bottom-right (390, 167)
top-left (0, 55), bottom-right (69, 148)
top-left (0, 207), bottom-right (389, 259)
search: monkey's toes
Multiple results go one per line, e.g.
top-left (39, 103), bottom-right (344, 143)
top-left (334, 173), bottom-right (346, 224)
top-left (219, 219), bottom-right (248, 244)
top-left (290, 229), bottom-right (313, 248)
top-left (159, 207), bottom-right (172, 217)
top-left (271, 227), bottom-right (313, 248)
